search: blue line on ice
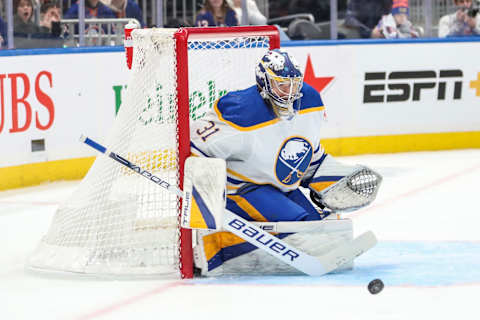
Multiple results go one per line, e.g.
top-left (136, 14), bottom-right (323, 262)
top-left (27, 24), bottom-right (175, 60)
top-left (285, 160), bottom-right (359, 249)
top-left (192, 241), bottom-right (480, 287)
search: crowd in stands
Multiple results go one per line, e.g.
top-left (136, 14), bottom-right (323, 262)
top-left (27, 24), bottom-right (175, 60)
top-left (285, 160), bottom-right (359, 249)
top-left (195, 0), bottom-right (239, 27)
top-left (193, 0), bottom-right (267, 27)
top-left (438, 0), bottom-right (480, 37)
top-left (0, 16), bottom-right (6, 47)
top-left (0, 0), bottom-right (145, 48)
top-left (370, 0), bottom-right (420, 39)
top-left (0, 0), bottom-right (479, 49)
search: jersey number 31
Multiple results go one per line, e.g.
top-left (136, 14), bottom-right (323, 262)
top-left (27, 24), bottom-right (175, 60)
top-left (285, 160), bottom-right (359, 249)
top-left (196, 121), bottom-right (219, 142)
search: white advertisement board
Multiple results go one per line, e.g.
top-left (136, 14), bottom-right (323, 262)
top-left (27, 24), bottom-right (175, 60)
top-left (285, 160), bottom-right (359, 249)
top-left (0, 50), bottom-right (128, 167)
top-left (0, 40), bottom-right (479, 189)
top-left (286, 41), bottom-right (480, 138)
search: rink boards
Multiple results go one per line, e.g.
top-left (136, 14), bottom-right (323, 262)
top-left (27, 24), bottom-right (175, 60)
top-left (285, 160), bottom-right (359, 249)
top-left (0, 38), bottom-right (479, 189)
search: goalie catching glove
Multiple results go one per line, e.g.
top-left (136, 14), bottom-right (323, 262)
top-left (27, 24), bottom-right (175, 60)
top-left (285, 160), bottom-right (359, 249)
top-left (306, 155), bottom-right (382, 212)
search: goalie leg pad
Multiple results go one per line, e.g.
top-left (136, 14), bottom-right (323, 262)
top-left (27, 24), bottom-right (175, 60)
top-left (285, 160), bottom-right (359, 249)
top-left (182, 157), bottom-right (227, 230)
top-left (193, 219), bottom-right (354, 276)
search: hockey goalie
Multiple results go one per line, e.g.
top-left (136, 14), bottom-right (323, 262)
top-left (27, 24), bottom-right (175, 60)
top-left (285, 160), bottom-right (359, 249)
top-left (186, 49), bottom-right (382, 276)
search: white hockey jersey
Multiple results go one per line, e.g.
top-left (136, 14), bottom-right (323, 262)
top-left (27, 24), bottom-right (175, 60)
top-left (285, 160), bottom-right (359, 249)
top-left (190, 83), bottom-right (326, 194)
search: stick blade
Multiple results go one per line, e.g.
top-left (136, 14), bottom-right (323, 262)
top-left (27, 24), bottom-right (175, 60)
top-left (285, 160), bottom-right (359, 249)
top-left (318, 231), bottom-right (377, 274)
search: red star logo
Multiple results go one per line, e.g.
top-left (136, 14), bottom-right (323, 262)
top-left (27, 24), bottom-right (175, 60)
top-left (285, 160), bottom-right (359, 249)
top-left (303, 54), bottom-right (334, 93)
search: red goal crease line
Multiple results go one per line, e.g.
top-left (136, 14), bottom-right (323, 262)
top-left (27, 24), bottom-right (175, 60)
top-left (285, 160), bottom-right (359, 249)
top-left (76, 281), bottom-right (186, 320)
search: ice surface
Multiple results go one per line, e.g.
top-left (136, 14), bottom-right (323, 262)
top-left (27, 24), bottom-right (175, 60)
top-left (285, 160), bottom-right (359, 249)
top-left (1, 150), bottom-right (479, 319)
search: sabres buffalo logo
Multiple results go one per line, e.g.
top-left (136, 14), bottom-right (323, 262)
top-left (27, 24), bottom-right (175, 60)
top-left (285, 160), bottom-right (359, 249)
top-left (275, 137), bottom-right (313, 186)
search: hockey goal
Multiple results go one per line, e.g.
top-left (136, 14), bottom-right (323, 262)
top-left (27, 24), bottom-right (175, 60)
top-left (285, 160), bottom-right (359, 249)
top-left (28, 26), bottom-right (280, 279)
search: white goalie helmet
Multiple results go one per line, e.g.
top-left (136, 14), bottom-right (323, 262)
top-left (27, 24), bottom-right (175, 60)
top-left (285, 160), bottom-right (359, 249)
top-left (256, 49), bottom-right (304, 118)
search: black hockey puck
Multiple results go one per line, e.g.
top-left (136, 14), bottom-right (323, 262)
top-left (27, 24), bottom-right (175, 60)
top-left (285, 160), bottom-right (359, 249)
top-left (367, 279), bottom-right (384, 294)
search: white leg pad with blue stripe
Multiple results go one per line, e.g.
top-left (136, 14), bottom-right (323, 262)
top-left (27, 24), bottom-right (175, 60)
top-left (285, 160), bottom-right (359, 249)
top-left (194, 217), bottom-right (354, 276)
top-left (181, 157), bottom-right (227, 230)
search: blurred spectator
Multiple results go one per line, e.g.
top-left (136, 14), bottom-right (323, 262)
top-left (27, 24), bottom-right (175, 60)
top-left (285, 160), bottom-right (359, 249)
top-left (0, 16), bottom-right (6, 48)
top-left (38, 1), bottom-right (61, 35)
top-left (195, 0), bottom-right (239, 27)
top-left (371, 0), bottom-right (420, 39)
top-left (62, 0), bottom-right (71, 14)
top-left (102, 0), bottom-right (145, 27)
top-left (226, 0), bottom-right (267, 25)
top-left (64, 0), bottom-right (116, 45)
top-left (269, 0), bottom-right (348, 24)
top-left (438, 0), bottom-right (480, 37)
top-left (64, 0), bottom-right (116, 20)
top-left (14, 0), bottom-right (66, 48)
top-left (343, 0), bottom-right (392, 38)
top-left (34, 1), bottom-right (64, 47)
top-left (14, 0), bottom-right (40, 34)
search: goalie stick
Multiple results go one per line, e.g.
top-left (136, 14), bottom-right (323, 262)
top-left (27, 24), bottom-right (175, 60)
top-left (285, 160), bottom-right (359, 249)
top-left (80, 135), bottom-right (377, 276)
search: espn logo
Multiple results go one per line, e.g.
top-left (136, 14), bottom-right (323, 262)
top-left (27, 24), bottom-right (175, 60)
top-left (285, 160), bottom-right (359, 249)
top-left (363, 69), bottom-right (463, 103)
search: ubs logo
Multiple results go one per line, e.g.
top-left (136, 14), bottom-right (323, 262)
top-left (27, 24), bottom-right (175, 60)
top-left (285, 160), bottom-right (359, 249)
top-left (363, 70), bottom-right (463, 103)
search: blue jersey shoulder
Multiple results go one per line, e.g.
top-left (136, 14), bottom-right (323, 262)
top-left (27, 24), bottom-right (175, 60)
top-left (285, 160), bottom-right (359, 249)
top-left (215, 83), bottom-right (324, 129)
top-left (215, 86), bottom-right (275, 128)
top-left (297, 82), bottom-right (324, 111)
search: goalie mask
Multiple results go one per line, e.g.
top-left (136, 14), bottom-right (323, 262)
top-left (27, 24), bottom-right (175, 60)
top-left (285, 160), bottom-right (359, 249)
top-left (256, 49), bottom-right (304, 119)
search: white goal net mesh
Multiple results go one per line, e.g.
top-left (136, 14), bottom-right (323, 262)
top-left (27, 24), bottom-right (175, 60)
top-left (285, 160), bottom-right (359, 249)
top-left (28, 27), bottom-right (273, 277)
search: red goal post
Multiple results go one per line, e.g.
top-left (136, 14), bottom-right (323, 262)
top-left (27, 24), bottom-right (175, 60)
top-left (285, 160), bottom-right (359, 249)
top-left (174, 26), bottom-right (279, 278)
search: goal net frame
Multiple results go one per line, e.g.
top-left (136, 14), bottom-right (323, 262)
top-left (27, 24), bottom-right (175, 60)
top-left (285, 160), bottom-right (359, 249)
top-left (28, 26), bottom-right (280, 279)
